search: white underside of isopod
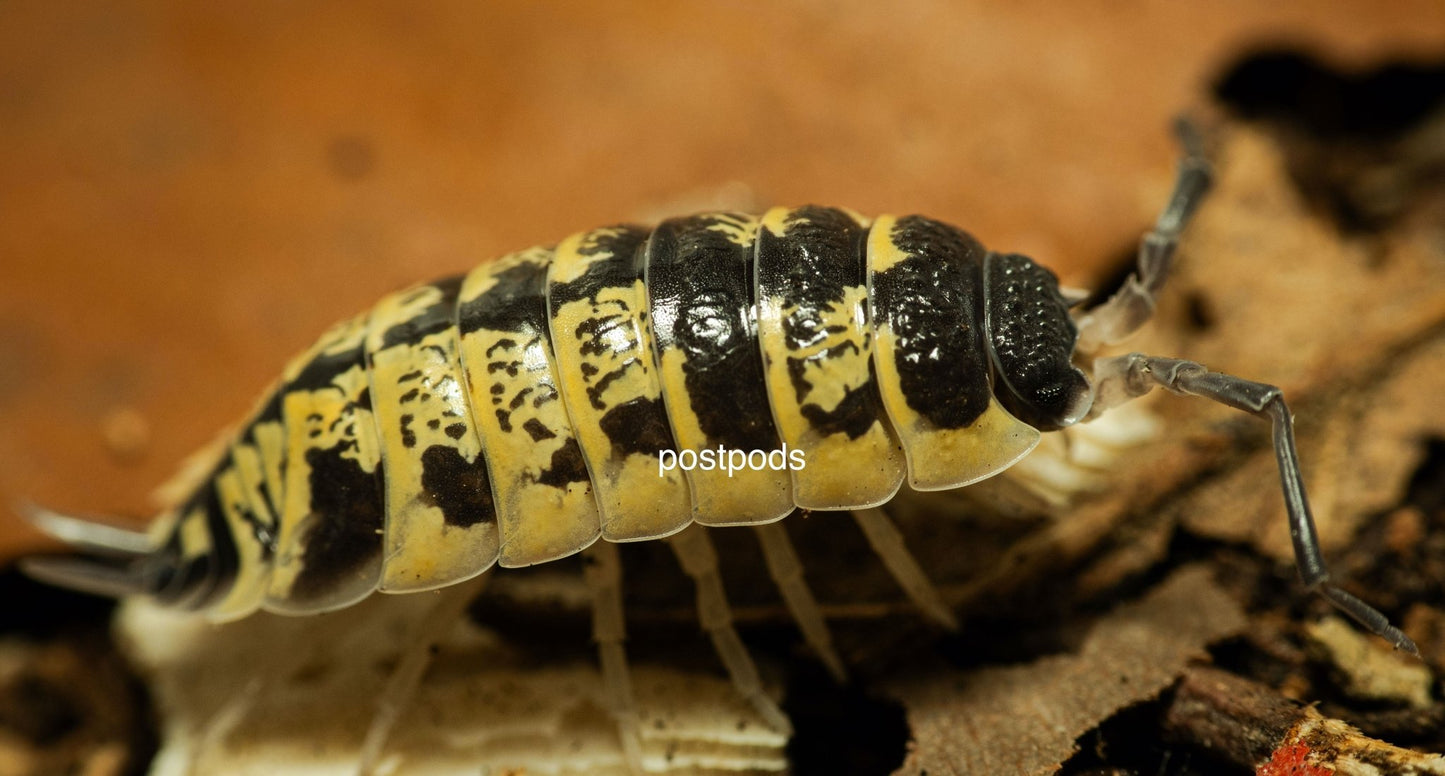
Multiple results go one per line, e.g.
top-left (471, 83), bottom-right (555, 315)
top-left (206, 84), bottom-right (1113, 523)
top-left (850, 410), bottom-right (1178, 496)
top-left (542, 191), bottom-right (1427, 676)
top-left (118, 592), bottom-right (788, 776)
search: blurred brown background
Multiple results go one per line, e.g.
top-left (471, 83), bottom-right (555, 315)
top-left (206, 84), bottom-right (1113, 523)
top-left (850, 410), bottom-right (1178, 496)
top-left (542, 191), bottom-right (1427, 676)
top-left (1, 1), bottom-right (1442, 560)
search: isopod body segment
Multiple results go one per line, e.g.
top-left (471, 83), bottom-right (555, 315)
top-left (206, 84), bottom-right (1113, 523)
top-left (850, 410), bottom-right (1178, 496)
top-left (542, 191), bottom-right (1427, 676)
top-left (56, 205), bottom-right (1098, 621)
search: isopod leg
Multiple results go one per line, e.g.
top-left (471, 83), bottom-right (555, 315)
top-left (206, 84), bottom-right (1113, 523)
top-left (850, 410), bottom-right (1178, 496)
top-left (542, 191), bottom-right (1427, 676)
top-left (1075, 119), bottom-right (1213, 352)
top-left (582, 541), bottom-right (645, 774)
top-left (1089, 353), bottom-right (1419, 655)
top-left (850, 507), bottom-right (959, 630)
top-left (188, 606), bottom-right (365, 774)
top-left (356, 574), bottom-right (490, 776)
top-left (668, 526), bottom-right (793, 734)
top-left (191, 677), bottom-right (264, 775)
top-left (750, 522), bottom-right (847, 682)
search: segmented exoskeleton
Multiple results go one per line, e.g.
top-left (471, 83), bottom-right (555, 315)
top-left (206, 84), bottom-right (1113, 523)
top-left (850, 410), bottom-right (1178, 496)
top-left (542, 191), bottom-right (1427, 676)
top-left (22, 123), bottom-right (1417, 773)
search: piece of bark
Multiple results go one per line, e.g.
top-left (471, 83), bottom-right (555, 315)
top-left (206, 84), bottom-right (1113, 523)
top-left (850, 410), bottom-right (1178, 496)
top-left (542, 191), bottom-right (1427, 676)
top-left (1305, 617), bottom-right (1435, 709)
top-left (1166, 666), bottom-right (1445, 775)
top-left (0, 634), bottom-right (150, 776)
top-left (889, 565), bottom-right (1246, 776)
top-left (1164, 666), bottom-right (1307, 767)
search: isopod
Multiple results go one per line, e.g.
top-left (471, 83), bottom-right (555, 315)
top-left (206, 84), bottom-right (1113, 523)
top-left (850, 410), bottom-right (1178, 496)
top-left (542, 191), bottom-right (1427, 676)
top-left (20, 122), bottom-right (1417, 774)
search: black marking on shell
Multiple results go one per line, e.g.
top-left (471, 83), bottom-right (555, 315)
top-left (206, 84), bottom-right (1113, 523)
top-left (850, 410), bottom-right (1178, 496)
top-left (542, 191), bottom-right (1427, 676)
top-left (151, 481), bottom-right (237, 610)
top-left (291, 341), bottom-right (366, 395)
top-left (419, 444), bottom-right (496, 529)
top-left (458, 254), bottom-right (585, 490)
top-left (548, 226), bottom-right (680, 459)
top-left (869, 216), bottom-right (992, 429)
top-left (546, 225), bottom-right (648, 308)
top-left (533, 437), bottom-right (590, 488)
top-left (378, 276), bottom-right (465, 350)
top-left (239, 390), bottom-right (288, 525)
top-left (224, 451), bottom-right (278, 560)
top-left (758, 206), bottom-right (881, 441)
top-left (225, 425), bottom-right (283, 557)
top-left (152, 542), bottom-right (211, 607)
top-left (289, 443), bottom-right (384, 603)
top-left (199, 480), bottom-right (241, 608)
top-left (522, 418), bottom-right (556, 442)
top-left (798, 380), bottom-right (877, 439)
top-left (646, 214), bottom-right (782, 453)
top-left (598, 397), bottom-right (675, 458)
top-left (457, 261), bottom-right (549, 337)
top-left (251, 391), bottom-right (284, 425)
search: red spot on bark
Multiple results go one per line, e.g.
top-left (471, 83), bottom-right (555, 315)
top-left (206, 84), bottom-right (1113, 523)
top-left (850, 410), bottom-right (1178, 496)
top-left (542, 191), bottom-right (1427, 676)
top-left (1257, 739), bottom-right (1330, 775)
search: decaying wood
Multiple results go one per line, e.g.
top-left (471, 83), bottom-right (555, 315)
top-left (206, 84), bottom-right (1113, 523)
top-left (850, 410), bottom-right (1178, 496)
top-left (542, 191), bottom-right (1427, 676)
top-left (1166, 666), bottom-right (1445, 775)
top-left (889, 566), bottom-right (1246, 776)
top-left (0, 623), bottom-right (152, 776)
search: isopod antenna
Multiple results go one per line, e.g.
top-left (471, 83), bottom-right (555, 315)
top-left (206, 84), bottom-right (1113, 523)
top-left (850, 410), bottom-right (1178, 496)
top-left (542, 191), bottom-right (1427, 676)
top-left (1089, 354), bottom-right (1419, 656)
top-left (1075, 117), bottom-right (1213, 352)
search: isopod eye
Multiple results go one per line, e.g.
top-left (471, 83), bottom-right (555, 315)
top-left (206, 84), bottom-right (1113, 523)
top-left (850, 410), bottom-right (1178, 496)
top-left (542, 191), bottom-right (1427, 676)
top-left (984, 252), bottom-right (1093, 431)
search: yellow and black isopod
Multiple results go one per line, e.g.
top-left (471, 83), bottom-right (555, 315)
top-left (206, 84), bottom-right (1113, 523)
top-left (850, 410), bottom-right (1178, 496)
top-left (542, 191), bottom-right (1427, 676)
top-left (20, 123), bottom-right (1417, 773)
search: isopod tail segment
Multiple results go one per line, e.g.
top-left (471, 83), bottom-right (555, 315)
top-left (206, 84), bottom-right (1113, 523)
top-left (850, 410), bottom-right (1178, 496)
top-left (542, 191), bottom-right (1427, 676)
top-left (16, 502), bottom-right (159, 598)
top-left (1076, 118), bottom-right (1419, 657)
